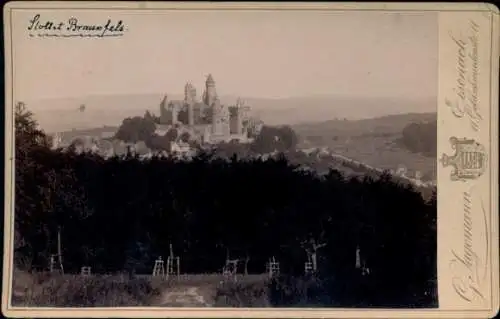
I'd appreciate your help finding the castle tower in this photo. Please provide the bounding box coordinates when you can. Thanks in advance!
[169,102,178,125]
[184,83,196,126]
[223,106,231,137]
[235,98,244,135]
[160,95,169,124]
[203,74,217,106]
[184,82,197,104]
[211,97,223,135]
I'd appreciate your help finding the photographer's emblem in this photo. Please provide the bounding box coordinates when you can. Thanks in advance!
[440,137,487,181]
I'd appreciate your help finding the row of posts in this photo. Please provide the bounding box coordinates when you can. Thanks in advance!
[150,255,316,279]
[50,256,318,278]
[50,246,370,277]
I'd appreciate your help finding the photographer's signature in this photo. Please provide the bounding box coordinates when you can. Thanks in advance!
[28,14,126,38]
[450,190,489,303]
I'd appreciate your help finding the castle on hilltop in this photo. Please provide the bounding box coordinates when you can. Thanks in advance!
[49,74,264,157]
[156,74,255,144]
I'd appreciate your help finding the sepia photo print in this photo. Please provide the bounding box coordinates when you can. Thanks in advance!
[3,2,498,318]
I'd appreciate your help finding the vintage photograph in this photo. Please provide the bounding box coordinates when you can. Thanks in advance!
[8,5,441,310]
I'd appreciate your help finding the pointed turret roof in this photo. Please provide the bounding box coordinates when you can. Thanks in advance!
[161,95,168,104]
[206,74,215,84]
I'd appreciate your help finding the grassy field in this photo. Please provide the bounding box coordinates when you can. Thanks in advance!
[308,134,435,179]
[11,269,273,307]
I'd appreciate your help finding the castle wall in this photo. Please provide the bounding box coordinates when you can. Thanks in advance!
[159,104,169,124]
[187,103,194,126]
[193,107,203,125]
[229,109,244,135]
[230,115,238,134]
[235,113,242,135]
[171,105,179,125]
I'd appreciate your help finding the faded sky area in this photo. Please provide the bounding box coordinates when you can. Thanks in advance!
[11,9,438,102]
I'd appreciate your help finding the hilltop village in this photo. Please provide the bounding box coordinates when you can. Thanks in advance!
[51,74,264,158]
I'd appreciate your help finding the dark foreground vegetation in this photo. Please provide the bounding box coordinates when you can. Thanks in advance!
[14,103,437,307]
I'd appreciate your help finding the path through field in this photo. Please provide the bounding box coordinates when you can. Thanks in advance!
[152,274,269,307]
[157,285,216,307]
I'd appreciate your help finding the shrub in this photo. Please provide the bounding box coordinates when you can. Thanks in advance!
[215,281,271,307]
[11,269,161,307]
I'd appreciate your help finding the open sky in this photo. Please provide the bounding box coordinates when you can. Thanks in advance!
[11,9,438,102]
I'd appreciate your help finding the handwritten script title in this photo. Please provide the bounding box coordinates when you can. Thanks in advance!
[446,20,482,132]
[27,14,126,38]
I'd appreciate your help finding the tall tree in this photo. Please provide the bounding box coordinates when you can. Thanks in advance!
[14,102,49,264]
[114,116,156,143]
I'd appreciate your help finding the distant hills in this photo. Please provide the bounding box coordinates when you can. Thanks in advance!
[292,112,437,181]
[23,93,436,133]
[293,112,437,139]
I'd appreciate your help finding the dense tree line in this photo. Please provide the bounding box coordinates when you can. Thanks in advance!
[398,122,437,157]
[14,105,437,307]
